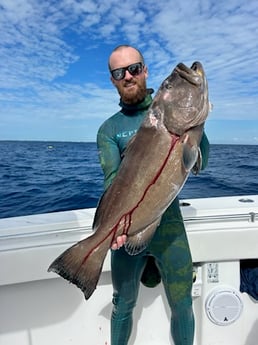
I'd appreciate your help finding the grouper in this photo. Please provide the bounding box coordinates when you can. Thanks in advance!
[48,61,210,300]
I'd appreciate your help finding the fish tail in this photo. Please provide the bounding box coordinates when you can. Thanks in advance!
[48,234,109,300]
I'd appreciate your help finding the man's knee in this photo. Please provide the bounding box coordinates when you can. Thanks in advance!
[112,292,136,314]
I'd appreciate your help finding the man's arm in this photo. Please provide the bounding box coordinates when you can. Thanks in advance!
[200,131,209,170]
[97,129,126,249]
[97,131,121,190]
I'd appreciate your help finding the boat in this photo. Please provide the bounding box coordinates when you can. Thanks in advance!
[1,195,258,345]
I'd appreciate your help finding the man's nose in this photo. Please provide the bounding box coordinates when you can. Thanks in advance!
[124,70,133,80]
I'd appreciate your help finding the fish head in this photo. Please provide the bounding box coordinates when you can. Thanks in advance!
[152,61,209,135]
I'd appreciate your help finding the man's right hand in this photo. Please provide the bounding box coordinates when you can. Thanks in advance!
[111,234,127,250]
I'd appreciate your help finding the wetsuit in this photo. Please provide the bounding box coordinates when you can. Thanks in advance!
[97,93,209,345]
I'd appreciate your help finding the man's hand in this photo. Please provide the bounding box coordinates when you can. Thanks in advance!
[111,234,127,250]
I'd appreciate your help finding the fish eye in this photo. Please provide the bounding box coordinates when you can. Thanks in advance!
[164,80,173,89]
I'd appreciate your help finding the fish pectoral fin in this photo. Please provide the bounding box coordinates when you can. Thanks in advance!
[124,218,161,256]
[191,147,202,175]
[48,234,108,300]
[182,137,199,172]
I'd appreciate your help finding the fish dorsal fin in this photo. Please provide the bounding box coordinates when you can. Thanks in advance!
[121,133,137,158]
[124,217,161,255]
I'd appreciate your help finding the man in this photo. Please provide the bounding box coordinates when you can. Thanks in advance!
[97,45,209,345]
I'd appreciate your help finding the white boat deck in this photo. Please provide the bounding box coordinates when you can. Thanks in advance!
[0,195,258,344]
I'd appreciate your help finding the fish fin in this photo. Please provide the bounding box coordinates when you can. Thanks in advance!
[182,135,199,171]
[124,218,161,255]
[191,147,202,175]
[92,191,106,229]
[121,134,139,159]
[48,234,109,300]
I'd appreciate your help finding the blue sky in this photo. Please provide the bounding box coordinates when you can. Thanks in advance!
[0,0,258,144]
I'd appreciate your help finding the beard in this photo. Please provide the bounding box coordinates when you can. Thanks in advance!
[116,77,147,105]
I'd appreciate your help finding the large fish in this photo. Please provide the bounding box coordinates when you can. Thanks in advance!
[48,61,210,299]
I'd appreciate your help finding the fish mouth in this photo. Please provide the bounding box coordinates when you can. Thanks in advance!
[175,61,204,86]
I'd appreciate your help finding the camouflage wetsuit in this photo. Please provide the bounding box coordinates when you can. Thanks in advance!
[97,93,209,345]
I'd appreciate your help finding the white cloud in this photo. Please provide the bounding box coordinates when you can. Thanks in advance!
[0,0,258,142]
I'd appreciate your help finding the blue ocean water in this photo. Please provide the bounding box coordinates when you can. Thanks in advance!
[0,141,257,219]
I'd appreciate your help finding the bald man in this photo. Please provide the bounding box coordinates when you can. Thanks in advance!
[97,45,209,345]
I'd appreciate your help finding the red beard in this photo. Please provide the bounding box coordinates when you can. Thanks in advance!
[117,78,147,105]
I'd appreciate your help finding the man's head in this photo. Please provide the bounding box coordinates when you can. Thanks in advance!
[108,45,148,105]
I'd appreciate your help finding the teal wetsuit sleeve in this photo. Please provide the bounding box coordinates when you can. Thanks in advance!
[97,131,121,190]
[200,131,209,170]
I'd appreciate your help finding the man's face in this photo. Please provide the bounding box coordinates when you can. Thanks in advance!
[109,47,148,105]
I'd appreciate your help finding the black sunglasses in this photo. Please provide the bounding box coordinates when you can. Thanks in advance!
[111,62,144,81]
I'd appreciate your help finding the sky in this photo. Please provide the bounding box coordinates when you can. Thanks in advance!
[0,0,258,144]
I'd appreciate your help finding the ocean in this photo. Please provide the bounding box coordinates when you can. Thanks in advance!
[0,141,257,219]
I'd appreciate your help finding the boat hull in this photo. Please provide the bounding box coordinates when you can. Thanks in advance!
[1,196,258,345]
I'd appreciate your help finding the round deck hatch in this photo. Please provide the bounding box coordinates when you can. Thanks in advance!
[205,286,243,326]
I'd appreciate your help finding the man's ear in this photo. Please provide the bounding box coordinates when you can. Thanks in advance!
[110,75,116,86]
[144,65,148,79]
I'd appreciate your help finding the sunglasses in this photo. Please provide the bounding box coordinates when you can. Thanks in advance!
[110,62,144,81]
